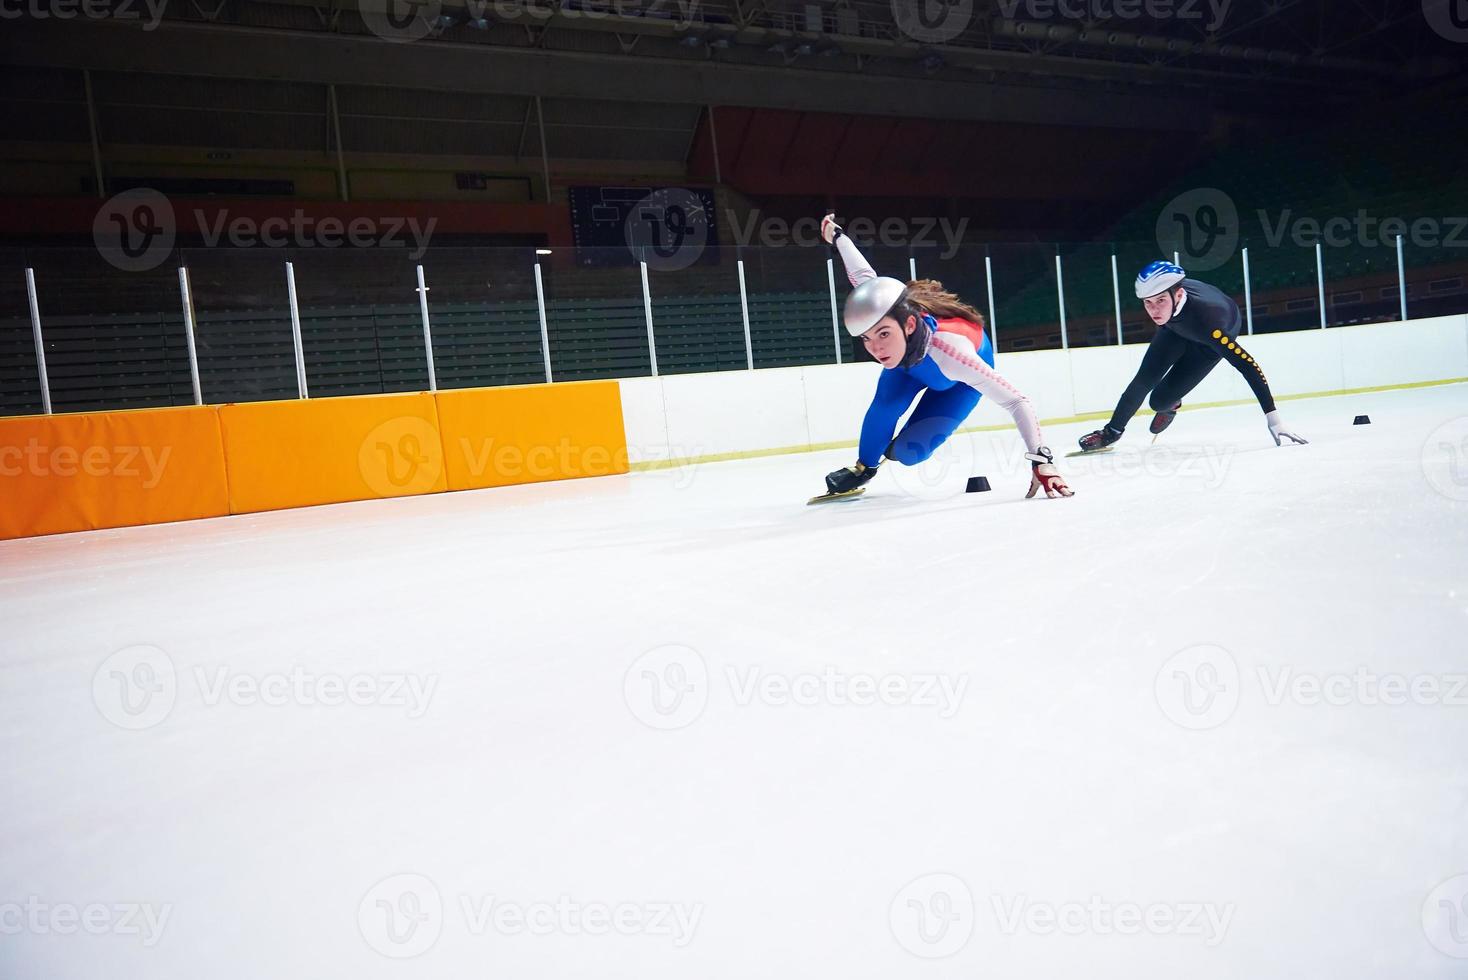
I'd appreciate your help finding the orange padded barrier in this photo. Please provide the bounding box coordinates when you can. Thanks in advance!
[436,381,629,491]
[0,406,229,540]
[218,392,447,515]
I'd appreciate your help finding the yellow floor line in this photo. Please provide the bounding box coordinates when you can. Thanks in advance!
[628,376,1468,472]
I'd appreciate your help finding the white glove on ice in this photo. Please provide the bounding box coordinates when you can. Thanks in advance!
[1266,410,1308,446]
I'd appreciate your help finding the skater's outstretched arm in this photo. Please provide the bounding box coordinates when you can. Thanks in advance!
[821,214,878,287]
[925,330,1073,497]
[926,331,1044,453]
[1208,332,1309,445]
[1209,330,1275,413]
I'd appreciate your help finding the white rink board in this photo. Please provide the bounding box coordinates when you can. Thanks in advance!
[621,315,1468,462]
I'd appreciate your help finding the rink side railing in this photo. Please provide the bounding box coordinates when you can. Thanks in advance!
[12,234,1465,419]
[4,311,1467,541]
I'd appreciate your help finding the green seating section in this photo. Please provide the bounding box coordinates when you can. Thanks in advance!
[990,103,1468,340]
[0,289,846,416]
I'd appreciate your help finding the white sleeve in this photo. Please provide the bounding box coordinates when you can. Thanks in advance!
[926,331,1046,454]
[835,236,878,286]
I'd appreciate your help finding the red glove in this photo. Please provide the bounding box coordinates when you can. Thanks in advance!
[1025,448,1074,499]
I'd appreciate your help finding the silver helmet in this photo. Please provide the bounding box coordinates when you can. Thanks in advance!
[842,276,909,337]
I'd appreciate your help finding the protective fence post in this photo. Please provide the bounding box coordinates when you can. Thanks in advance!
[178,266,203,405]
[1111,253,1124,346]
[415,264,438,391]
[640,257,659,377]
[285,261,309,399]
[1316,243,1327,329]
[984,253,998,351]
[533,261,554,383]
[1055,253,1069,350]
[1242,247,1255,335]
[736,258,754,371]
[25,268,52,415]
[827,256,842,365]
[1397,235,1408,321]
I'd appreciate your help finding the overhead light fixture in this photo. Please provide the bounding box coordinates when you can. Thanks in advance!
[469,16,489,28]
[536,248,553,255]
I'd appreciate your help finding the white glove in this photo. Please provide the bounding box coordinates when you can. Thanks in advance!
[821,213,843,245]
[1266,410,1308,446]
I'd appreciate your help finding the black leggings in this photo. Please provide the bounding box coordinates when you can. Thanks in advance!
[1108,328,1222,432]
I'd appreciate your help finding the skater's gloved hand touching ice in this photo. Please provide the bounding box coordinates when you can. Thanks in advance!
[1025,449,1074,499]
[821,213,844,245]
[1265,411,1308,446]
[825,461,877,495]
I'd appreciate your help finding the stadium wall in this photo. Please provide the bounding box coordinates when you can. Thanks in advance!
[2,315,1464,540]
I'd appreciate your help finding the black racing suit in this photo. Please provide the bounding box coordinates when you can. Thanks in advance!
[1108,278,1276,433]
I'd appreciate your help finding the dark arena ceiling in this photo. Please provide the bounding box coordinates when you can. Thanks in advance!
[2,0,1464,135]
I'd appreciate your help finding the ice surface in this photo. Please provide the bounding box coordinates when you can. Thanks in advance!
[2,384,1468,979]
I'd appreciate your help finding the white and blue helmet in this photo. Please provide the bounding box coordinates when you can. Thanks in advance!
[1135,261,1187,299]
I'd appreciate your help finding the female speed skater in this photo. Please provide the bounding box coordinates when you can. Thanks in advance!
[1078,261,1308,452]
[817,213,1073,501]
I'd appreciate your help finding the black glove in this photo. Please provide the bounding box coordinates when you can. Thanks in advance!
[825,461,877,494]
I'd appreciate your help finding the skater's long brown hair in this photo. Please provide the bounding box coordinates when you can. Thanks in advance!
[903,279,986,329]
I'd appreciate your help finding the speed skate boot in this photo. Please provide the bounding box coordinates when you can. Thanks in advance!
[1077,425,1123,453]
[1150,402,1180,436]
